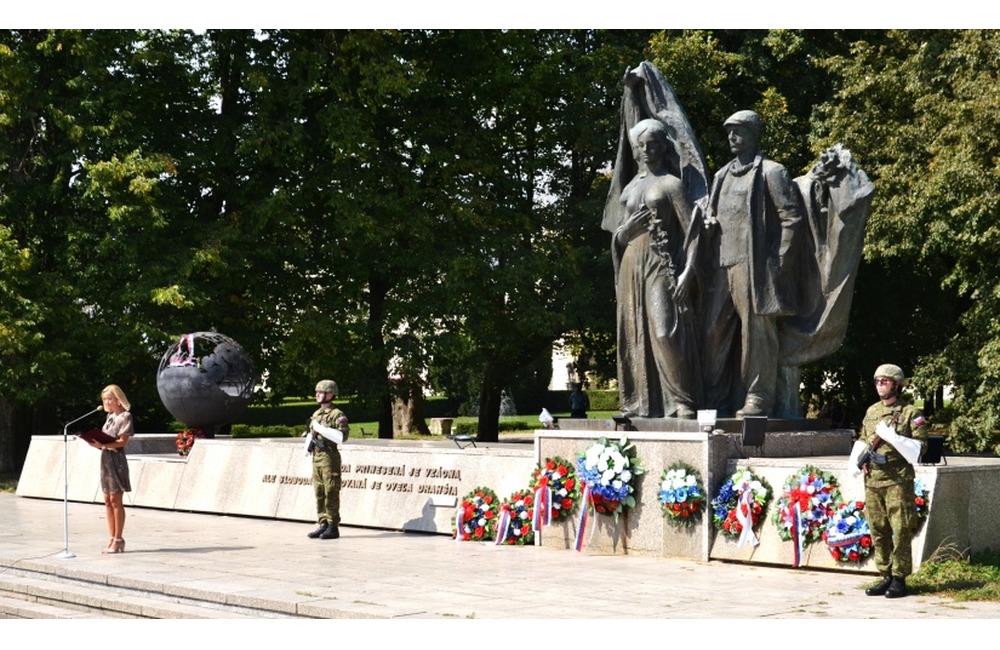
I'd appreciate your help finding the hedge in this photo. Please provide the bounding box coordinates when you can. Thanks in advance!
[235,390,619,433]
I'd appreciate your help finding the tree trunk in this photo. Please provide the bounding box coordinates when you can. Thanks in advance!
[476,364,501,443]
[392,388,431,437]
[0,397,32,475]
[377,391,393,439]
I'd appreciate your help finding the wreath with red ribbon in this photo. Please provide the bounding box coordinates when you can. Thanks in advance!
[771,465,841,546]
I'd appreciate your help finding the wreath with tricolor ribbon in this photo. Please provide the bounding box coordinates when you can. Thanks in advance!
[771,465,841,566]
[823,500,873,564]
[528,456,580,530]
[573,435,644,551]
[710,467,771,548]
[494,488,536,546]
[453,486,499,542]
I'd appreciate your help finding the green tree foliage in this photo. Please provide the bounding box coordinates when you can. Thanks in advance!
[813,30,1000,451]
[0,30,214,469]
[7,28,1000,468]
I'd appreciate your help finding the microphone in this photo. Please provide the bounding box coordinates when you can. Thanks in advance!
[65,406,104,428]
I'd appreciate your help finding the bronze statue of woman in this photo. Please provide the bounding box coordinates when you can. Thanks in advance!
[609,118,702,418]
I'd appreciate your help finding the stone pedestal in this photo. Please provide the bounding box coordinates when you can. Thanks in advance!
[535,420,999,573]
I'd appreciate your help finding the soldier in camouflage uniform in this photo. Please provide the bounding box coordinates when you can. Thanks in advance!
[859,363,928,598]
[306,379,350,540]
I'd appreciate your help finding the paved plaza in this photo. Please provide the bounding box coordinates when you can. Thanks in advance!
[1,492,997,639]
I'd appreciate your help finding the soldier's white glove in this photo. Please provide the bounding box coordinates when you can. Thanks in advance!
[847,440,866,478]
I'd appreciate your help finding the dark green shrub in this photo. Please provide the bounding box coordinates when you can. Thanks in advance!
[231,424,300,439]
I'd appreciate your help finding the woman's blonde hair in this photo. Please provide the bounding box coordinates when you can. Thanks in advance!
[100,384,131,411]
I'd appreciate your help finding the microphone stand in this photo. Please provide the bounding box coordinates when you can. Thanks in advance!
[59,406,102,559]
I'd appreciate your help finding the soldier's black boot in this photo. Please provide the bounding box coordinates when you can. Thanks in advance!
[885,576,908,598]
[320,524,340,540]
[307,521,329,539]
[865,575,893,596]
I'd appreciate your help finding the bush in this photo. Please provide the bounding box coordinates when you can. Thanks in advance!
[239,395,460,426]
[453,421,478,436]
[542,389,618,413]
[230,424,301,439]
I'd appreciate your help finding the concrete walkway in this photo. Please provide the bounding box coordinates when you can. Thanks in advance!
[2,492,998,629]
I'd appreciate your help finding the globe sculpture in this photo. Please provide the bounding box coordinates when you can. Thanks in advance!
[156,332,255,432]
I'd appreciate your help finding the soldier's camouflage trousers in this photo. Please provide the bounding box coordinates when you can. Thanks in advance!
[865,479,917,577]
[312,447,342,526]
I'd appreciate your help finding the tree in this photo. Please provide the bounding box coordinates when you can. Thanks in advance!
[0,29,264,470]
[813,30,1000,451]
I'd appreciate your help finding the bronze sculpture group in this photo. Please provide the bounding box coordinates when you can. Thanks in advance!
[603,62,874,420]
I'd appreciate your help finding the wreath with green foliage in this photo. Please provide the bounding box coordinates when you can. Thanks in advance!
[453,486,499,541]
[657,461,705,528]
[771,465,841,546]
[711,468,771,541]
[529,456,580,522]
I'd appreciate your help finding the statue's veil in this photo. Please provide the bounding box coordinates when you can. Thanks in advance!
[602,61,709,234]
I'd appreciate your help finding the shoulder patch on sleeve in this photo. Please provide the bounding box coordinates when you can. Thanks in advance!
[912,415,926,427]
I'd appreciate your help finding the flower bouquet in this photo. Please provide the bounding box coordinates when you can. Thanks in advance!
[175,429,204,456]
[914,478,930,529]
[454,486,499,542]
[576,435,644,518]
[495,489,535,545]
[657,461,705,528]
[529,456,580,524]
[711,468,771,541]
[771,465,841,546]
[823,500,873,564]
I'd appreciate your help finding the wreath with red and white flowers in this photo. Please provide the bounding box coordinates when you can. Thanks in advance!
[496,489,536,545]
[823,500,873,564]
[529,456,580,522]
[658,461,706,528]
[711,468,771,541]
[771,465,841,546]
[454,486,499,541]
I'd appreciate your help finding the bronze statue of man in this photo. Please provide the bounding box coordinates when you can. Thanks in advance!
[700,110,803,417]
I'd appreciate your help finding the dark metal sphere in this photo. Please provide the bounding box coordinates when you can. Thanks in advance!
[156,332,255,430]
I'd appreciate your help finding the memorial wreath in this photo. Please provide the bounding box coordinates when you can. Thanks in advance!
[175,428,204,456]
[529,456,580,523]
[823,500,873,564]
[454,486,499,542]
[495,488,535,545]
[771,465,841,546]
[657,461,705,528]
[711,468,771,541]
[914,478,931,528]
[575,434,644,518]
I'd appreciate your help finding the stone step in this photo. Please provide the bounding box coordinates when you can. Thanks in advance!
[0,591,109,619]
[0,570,289,619]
